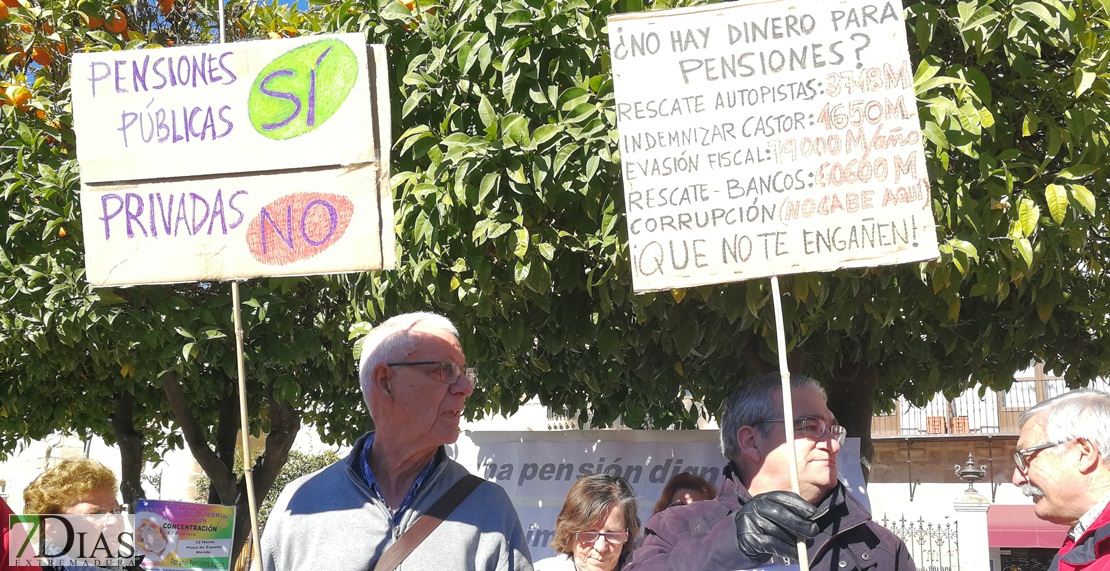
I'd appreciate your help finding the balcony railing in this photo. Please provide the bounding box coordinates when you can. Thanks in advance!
[872,371,1110,437]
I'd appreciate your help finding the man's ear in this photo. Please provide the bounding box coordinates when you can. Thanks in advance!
[1075,437,1101,474]
[373,363,393,397]
[736,425,762,464]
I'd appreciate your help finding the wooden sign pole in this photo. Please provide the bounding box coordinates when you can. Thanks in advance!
[770,276,810,571]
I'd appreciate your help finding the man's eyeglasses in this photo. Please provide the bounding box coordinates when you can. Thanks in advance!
[387,361,477,386]
[1013,440,1070,473]
[575,530,629,545]
[755,416,847,444]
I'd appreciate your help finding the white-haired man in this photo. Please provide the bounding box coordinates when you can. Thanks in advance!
[627,372,913,570]
[1012,388,1110,571]
[262,312,533,571]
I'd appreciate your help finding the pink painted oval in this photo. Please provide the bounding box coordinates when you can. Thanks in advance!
[246,192,353,265]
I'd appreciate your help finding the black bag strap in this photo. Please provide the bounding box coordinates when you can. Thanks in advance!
[371,474,484,571]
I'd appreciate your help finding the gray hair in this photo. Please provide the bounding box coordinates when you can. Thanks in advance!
[357,312,459,415]
[719,372,826,461]
[1018,388,1110,463]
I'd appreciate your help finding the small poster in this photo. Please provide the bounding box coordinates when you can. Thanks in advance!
[133,500,235,571]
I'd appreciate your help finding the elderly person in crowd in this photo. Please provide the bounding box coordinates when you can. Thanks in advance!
[651,473,717,515]
[1012,388,1110,570]
[627,372,914,570]
[262,312,532,571]
[22,458,130,571]
[535,474,641,571]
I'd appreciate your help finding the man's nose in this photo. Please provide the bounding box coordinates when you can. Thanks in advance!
[1012,466,1027,486]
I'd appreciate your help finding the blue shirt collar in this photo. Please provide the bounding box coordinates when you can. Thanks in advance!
[357,433,440,526]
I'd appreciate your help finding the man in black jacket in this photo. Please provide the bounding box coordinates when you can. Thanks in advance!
[626,372,914,571]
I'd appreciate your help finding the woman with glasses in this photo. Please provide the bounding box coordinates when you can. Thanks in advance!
[536,474,641,571]
[23,458,133,571]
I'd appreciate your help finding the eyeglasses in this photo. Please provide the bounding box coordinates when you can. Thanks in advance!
[575,530,629,545]
[1013,440,1070,473]
[85,505,126,515]
[387,361,477,386]
[755,416,847,444]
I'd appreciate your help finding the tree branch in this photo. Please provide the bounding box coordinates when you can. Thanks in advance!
[162,371,236,502]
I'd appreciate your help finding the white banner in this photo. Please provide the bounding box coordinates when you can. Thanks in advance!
[608,0,939,292]
[451,430,867,561]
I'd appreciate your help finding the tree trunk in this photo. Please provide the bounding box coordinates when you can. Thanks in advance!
[162,371,300,568]
[110,392,146,506]
[825,360,878,481]
[231,384,300,569]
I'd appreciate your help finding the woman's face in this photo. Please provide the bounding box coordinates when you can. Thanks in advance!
[572,504,627,571]
[668,487,707,508]
[62,487,123,515]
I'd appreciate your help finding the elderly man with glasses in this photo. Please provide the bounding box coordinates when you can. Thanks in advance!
[1012,388,1110,571]
[262,312,533,571]
[626,372,914,571]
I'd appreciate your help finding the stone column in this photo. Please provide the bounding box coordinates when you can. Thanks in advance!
[954,488,991,571]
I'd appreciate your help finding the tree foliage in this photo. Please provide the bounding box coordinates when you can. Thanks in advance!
[2,0,1110,563]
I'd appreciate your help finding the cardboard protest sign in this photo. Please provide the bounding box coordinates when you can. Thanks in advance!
[608,0,940,292]
[133,499,235,571]
[71,34,395,286]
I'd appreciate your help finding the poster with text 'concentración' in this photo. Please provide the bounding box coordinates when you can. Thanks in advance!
[133,499,235,571]
[71,33,395,287]
[608,0,939,292]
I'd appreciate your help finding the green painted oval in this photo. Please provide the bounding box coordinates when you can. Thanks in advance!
[248,39,358,140]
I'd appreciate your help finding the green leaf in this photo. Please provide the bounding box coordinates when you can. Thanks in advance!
[479,173,500,203]
[1075,70,1096,98]
[1022,113,1039,136]
[513,228,529,258]
[1015,2,1056,27]
[175,327,195,340]
[1069,184,1096,216]
[478,96,496,129]
[513,260,531,283]
[1018,198,1040,236]
[1044,184,1067,224]
[379,1,413,21]
[1058,164,1097,179]
[532,124,560,146]
[553,144,579,174]
[182,342,196,361]
[488,222,512,239]
[1014,237,1033,268]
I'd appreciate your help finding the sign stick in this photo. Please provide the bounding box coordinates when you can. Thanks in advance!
[214,10,261,569]
[770,275,810,571]
[232,282,263,571]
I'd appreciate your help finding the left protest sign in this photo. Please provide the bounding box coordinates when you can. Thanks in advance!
[72,34,395,286]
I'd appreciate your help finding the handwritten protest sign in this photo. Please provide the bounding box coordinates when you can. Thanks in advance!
[133,500,235,571]
[71,34,394,286]
[609,0,939,292]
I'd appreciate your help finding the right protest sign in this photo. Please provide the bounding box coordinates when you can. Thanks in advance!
[609,0,940,292]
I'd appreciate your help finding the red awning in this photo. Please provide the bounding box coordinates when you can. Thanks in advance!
[988,504,1071,548]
